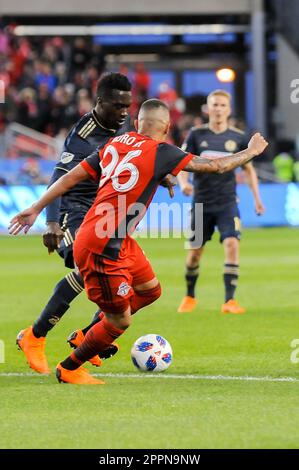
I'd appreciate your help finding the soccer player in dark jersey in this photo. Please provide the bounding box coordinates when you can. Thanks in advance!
[10,99,268,384]
[15,73,132,374]
[177,90,265,314]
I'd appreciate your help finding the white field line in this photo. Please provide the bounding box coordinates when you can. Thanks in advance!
[0,372,298,383]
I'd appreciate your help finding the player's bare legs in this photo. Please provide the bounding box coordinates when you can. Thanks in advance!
[105,307,132,330]
[177,247,204,313]
[223,236,239,265]
[131,278,161,314]
[221,237,245,314]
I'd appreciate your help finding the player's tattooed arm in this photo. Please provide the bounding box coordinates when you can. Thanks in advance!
[184,133,268,174]
[185,155,216,173]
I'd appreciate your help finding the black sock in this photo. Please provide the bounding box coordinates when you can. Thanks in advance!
[185,265,199,298]
[81,310,102,335]
[60,355,80,371]
[223,263,239,302]
[33,271,84,338]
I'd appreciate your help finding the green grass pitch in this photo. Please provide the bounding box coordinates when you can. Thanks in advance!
[0,227,298,449]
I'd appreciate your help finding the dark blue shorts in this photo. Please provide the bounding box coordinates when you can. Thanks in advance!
[57,211,85,268]
[190,202,241,248]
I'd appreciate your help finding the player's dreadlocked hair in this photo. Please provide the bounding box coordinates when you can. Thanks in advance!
[140,98,169,112]
[96,72,132,98]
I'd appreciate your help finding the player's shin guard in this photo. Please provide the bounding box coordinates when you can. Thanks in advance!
[185,265,199,298]
[33,271,84,338]
[223,263,239,302]
[130,283,162,314]
[70,317,125,366]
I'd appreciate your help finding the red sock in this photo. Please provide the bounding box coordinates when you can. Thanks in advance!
[74,317,125,364]
[130,283,161,314]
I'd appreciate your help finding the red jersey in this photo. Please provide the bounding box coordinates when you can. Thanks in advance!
[76,131,193,259]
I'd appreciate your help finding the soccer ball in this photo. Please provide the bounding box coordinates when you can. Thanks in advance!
[131,334,173,372]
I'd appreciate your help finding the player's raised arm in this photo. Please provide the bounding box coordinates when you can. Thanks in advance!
[9,165,91,235]
[183,133,268,174]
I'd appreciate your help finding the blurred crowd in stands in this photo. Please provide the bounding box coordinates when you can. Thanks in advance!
[0,25,193,147]
[1,24,299,186]
[0,29,106,141]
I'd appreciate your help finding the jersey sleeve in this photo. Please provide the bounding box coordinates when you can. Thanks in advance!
[154,143,193,180]
[45,168,66,223]
[55,147,91,173]
[55,127,96,173]
[181,129,196,154]
[80,151,102,182]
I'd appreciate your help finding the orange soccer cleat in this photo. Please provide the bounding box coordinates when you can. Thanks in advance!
[67,329,119,367]
[221,299,246,315]
[56,363,105,385]
[177,296,197,313]
[16,326,50,374]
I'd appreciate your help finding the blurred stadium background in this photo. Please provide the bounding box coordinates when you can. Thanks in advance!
[0,0,299,230]
[1,0,299,451]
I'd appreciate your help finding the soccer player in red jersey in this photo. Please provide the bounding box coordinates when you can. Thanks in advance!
[10,99,268,384]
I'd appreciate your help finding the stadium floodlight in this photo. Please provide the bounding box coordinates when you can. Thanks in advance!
[216,68,236,82]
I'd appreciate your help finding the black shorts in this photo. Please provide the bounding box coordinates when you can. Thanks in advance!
[57,211,85,269]
[190,202,241,248]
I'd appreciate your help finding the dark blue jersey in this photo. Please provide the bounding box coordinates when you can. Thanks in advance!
[182,124,248,207]
[46,110,131,222]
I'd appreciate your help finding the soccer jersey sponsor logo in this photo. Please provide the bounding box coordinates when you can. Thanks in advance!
[60,152,75,164]
[117,282,131,297]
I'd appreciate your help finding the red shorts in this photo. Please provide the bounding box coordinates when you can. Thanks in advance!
[73,237,156,314]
